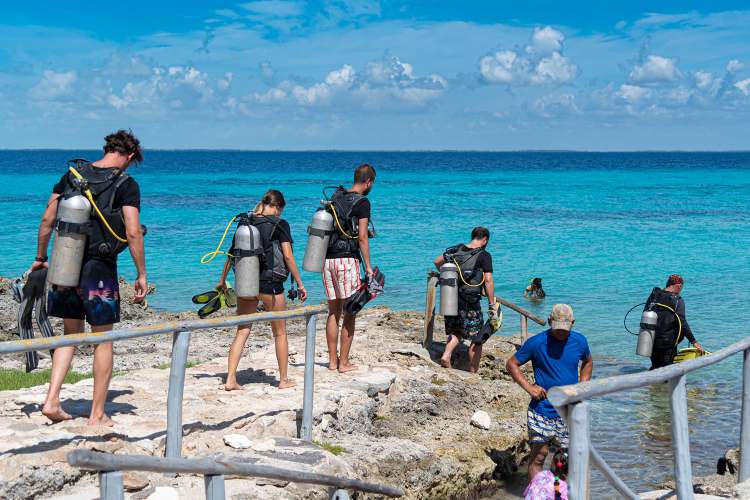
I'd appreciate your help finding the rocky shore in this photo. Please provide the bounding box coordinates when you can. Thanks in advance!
[0,277,532,499]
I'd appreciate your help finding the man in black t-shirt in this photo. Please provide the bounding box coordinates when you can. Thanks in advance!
[30,130,147,426]
[433,227,496,373]
[322,164,376,373]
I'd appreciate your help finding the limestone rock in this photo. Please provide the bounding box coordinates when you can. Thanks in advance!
[223,434,252,450]
[735,478,750,499]
[123,471,149,492]
[251,437,276,452]
[471,410,492,430]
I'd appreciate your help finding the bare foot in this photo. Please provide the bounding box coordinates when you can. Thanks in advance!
[328,359,339,371]
[278,379,296,389]
[439,357,451,369]
[42,404,73,423]
[223,382,243,391]
[87,415,115,427]
[338,363,358,374]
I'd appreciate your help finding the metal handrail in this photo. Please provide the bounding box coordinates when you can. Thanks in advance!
[0,304,326,456]
[68,449,404,499]
[548,336,750,499]
[424,271,546,347]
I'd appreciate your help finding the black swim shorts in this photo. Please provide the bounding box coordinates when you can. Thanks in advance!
[259,281,285,295]
[47,258,120,326]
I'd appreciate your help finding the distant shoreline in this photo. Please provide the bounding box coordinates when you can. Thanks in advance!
[2,149,750,154]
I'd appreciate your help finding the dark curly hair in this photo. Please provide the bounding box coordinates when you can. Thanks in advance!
[103,129,143,163]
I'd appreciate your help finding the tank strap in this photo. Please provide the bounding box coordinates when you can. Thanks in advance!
[308,226,335,237]
[55,220,91,235]
[439,277,457,287]
[233,248,263,258]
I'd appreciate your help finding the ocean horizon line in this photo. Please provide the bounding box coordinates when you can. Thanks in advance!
[2,148,750,154]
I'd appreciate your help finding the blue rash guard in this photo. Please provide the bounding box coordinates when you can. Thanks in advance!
[513,329,591,418]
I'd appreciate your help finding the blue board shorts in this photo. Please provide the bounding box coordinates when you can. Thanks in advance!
[47,258,120,326]
[527,408,569,447]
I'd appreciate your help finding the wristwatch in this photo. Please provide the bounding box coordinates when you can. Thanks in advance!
[35,256,48,263]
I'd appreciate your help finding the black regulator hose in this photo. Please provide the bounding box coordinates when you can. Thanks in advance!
[623,303,646,336]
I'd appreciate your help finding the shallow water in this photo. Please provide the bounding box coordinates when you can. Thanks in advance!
[1,150,748,495]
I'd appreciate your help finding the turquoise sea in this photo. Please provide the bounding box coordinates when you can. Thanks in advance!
[1,151,749,496]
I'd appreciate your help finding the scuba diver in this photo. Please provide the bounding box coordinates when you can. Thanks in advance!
[216,189,307,390]
[433,226,497,373]
[525,278,546,300]
[644,274,704,369]
[317,163,377,374]
[31,130,147,426]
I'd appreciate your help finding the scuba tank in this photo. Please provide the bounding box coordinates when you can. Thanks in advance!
[233,216,263,299]
[47,194,92,287]
[439,263,458,316]
[637,309,658,357]
[302,208,334,273]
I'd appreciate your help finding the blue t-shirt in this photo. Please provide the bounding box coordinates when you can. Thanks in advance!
[513,329,591,418]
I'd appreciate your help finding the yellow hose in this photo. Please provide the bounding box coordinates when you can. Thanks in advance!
[329,203,358,240]
[68,166,127,243]
[654,302,683,346]
[452,257,485,288]
[200,215,238,264]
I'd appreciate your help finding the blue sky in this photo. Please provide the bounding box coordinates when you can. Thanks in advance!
[1,1,749,150]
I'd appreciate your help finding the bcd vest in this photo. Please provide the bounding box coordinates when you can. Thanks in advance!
[645,287,682,350]
[61,161,131,260]
[444,245,485,303]
[327,187,367,256]
[249,214,290,282]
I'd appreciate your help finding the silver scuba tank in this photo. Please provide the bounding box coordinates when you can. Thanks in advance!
[439,263,459,316]
[233,222,262,299]
[302,208,334,273]
[47,194,92,287]
[637,309,658,357]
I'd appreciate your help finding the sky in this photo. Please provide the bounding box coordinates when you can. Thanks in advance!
[1,1,749,150]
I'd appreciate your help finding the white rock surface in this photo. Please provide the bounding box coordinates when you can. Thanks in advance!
[223,434,252,449]
[471,410,492,430]
[735,479,750,499]
[146,487,180,500]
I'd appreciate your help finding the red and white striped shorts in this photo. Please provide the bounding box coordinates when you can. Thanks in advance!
[322,258,362,300]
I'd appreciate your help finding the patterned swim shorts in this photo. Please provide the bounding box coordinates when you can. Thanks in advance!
[47,258,120,326]
[444,308,484,342]
[527,408,569,447]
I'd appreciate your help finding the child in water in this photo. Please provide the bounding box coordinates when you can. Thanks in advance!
[525,278,546,300]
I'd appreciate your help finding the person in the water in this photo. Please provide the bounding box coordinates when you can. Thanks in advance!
[525,278,546,300]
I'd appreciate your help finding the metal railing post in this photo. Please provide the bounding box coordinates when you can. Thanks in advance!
[166,330,191,458]
[741,348,750,482]
[568,402,590,500]
[99,470,124,500]
[669,374,694,499]
[205,474,226,500]
[301,313,318,441]
[520,315,528,342]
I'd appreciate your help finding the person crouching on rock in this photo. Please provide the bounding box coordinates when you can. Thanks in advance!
[32,130,148,426]
[433,226,497,373]
[506,304,593,484]
[217,189,307,390]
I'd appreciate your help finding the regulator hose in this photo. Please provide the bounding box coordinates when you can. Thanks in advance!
[68,166,127,243]
[623,301,682,346]
[200,215,239,264]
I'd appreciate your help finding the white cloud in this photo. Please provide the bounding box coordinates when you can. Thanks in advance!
[634,12,695,28]
[629,55,682,83]
[218,72,234,90]
[727,59,745,73]
[531,93,581,117]
[735,78,750,96]
[616,84,651,103]
[107,65,215,110]
[254,87,287,103]
[479,26,577,86]
[28,70,77,100]
[532,52,578,84]
[693,70,715,91]
[215,9,240,18]
[325,64,356,87]
[530,26,565,54]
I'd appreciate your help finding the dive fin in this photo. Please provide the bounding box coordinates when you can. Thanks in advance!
[197,294,223,318]
[192,289,219,304]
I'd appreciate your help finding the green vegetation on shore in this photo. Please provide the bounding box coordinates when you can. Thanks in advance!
[0,368,92,391]
[314,440,346,455]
